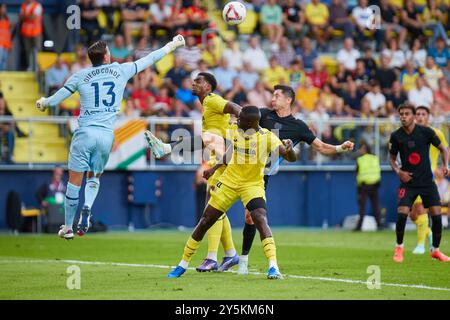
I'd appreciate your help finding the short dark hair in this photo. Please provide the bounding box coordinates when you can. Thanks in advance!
[416,105,430,114]
[397,102,416,115]
[274,84,295,106]
[198,72,217,92]
[240,105,261,117]
[88,41,107,66]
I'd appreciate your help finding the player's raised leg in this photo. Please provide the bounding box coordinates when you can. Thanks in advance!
[59,169,84,240]
[168,205,226,278]
[247,198,282,279]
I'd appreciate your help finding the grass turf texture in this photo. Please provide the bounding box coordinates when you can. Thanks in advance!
[0,229,449,300]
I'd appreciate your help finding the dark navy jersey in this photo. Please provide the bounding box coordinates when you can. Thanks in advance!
[389,124,442,187]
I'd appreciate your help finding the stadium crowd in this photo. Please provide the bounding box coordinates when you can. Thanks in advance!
[0,0,450,162]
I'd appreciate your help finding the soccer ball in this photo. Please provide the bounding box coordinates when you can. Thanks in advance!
[222,1,247,25]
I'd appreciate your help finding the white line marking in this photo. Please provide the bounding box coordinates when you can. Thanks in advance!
[1,259,450,292]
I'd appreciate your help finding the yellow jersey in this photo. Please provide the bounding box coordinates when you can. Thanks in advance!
[305,3,329,25]
[430,127,448,172]
[264,66,289,89]
[220,125,283,188]
[202,93,230,138]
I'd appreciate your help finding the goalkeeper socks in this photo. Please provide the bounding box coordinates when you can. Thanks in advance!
[65,182,81,229]
[431,215,443,249]
[241,223,257,255]
[182,236,201,263]
[414,214,429,246]
[84,177,100,209]
[207,217,224,261]
[396,213,408,245]
[261,237,277,263]
[221,215,236,256]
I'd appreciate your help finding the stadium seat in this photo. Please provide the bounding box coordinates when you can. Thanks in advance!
[237,9,258,35]
[155,53,174,79]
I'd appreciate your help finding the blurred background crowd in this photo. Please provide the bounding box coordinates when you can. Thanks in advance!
[0,0,449,164]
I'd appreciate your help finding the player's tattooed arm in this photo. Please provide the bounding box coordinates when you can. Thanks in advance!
[278,139,297,162]
[223,102,242,118]
[310,138,354,155]
[389,153,412,183]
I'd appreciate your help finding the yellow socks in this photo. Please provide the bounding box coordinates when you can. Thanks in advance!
[414,214,430,246]
[182,236,201,263]
[221,215,236,255]
[206,216,224,261]
[261,237,277,265]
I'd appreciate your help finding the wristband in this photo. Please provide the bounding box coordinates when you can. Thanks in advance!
[335,144,344,153]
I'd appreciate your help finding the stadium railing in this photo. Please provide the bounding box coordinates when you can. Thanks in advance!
[0,116,448,171]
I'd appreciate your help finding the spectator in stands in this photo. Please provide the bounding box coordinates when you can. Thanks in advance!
[434,77,450,114]
[20,0,43,71]
[282,0,306,41]
[330,63,350,96]
[386,81,408,109]
[308,101,330,123]
[132,80,155,117]
[95,0,120,34]
[71,45,91,74]
[121,0,150,50]
[165,56,189,89]
[184,0,209,31]
[337,38,361,72]
[263,56,289,89]
[0,4,12,71]
[222,39,243,71]
[408,76,434,107]
[225,77,248,106]
[361,46,377,78]
[305,0,330,50]
[422,0,448,44]
[36,166,66,219]
[79,0,104,46]
[352,0,383,50]
[167,99,190,133]
[247,81,272,108]
[423,56,444,91]
[364,80,386,114]
[307,59,328,89]
[242,36,269,73]
[0,93,14,163]
[260,0,284,51]
[190,59,211,81]
[134,36,152,60]
[149,0,174,40]
[176,77,197,109]
[154,85,173,112]
[295,37,318,73]
[405,38,427,69]
[202,38,221,68]
[275,37,295,69]
[122,99,140,119]
[45,55,69,96]
[328,0,355,39]
[353,59,372,91]
[170,0,189,32]
[428,37,450,68]
[110,34,130,63]
[319,83,336,111]
[401,0,424,42]
[375,54,397,95]
[238,61,259,92]
[343,79,364,115]
[288,58,306,90]
[380,0,407,49]
[176,34,202,71]
[444,61,450,84]
[214,58,238,93]
[382,38,406,70]
[296,76,320,112]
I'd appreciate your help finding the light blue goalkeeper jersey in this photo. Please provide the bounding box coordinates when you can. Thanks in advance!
[46,47,168,131]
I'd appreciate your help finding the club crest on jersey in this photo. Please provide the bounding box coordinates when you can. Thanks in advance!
[408,152,421,165]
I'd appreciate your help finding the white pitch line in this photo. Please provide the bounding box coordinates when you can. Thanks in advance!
[1,259,450,292]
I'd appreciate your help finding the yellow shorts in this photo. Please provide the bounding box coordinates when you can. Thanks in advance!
[208,182,266,213]
[206,165,226,191]
[414,196,423,205]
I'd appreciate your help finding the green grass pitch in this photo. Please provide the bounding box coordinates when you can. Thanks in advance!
[0,229,449,300]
